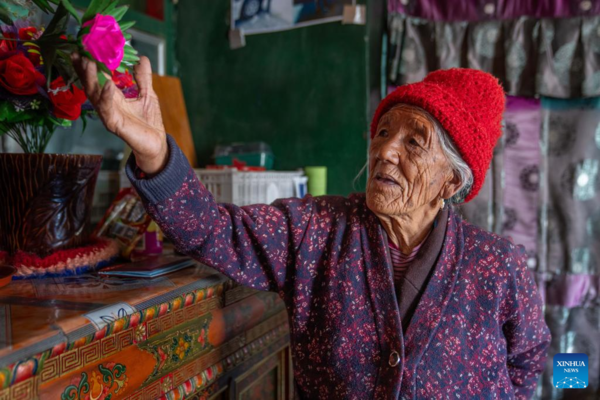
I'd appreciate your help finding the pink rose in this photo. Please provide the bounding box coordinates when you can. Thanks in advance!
[81,14,125,71]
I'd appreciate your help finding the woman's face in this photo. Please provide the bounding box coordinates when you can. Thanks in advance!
[366,105,457,217]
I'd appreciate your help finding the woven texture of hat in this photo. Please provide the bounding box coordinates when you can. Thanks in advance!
[370,68,506,203]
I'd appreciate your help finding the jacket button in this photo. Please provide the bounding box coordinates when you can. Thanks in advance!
[388,350,400,367]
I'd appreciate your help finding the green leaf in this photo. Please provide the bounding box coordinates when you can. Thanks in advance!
[38,2,69,83]
[59,0,81,23]
[82,0,103,20]
[0,102,13,122]
[123,46,139,60]
[77,25,91,39]
[96,61,112,76]
[97,71,108,87]
[54,41,78,51]
[122,54,139,64]
[41,3,70,38]
[39,44,58,85]
[109,5,128,21]
[0,102,41,124]
[123,44,137,55]
[80,49,94,61]
[119,20,135,32]
[54,50,78,85]
[80,110,88,135]
[31,0,54,13]
[102,1,118,15]
[82,0,114,23]
[48,115,72,127]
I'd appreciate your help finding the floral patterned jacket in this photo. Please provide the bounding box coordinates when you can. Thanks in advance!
[126,135,551,399]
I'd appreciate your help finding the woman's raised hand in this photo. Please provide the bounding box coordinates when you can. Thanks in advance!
[72,54,168,174]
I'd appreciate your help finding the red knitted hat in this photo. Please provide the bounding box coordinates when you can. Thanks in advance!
[370,68,505,203]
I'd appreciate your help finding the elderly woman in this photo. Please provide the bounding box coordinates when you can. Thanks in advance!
[74,55,550,399]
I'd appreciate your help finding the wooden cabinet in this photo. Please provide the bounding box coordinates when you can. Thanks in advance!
[0,263,294,399]
[201,345,294,400]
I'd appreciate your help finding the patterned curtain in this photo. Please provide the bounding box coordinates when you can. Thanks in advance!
[387,15,600,98]
[455,97,600,399]
[539,97,600,400]
[388,0,600,21]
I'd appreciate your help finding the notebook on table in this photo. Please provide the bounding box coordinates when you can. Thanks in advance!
[98,255,196,278]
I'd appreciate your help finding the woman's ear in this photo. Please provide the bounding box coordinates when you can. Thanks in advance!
[440,171,462,200]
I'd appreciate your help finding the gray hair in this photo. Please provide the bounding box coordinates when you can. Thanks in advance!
[356,104,473,204]
[428,112,473,204]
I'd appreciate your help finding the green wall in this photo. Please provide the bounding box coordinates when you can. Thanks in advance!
[176,0,368,196]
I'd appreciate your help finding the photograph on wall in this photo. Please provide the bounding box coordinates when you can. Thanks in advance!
[231,0,353,35]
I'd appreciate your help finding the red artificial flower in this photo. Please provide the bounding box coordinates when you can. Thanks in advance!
[111,70,134,89]
[25,48,42,67]
[0,53,45,95]
[49,77,87,120]
[18,27,38,41]
[111,70,139,98]
[18,27,43,66]
[0,28,43,66]
[0,32,17,56]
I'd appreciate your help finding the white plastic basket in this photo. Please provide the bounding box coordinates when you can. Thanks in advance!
[120,169,306,206]
[194,169,305,206]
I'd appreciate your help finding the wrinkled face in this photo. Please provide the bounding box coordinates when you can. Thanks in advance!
[366,104,456,217]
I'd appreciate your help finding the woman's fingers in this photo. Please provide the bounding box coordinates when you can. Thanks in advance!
[96,78,124,133]
[72,53,128,134]
[133,56,153,98]
[72,53,166,161]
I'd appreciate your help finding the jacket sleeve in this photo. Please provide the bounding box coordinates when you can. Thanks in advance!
[502,245,551,400]
[125,135,312,293]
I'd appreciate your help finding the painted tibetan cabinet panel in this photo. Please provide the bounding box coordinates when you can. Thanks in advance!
[0,263,294,399]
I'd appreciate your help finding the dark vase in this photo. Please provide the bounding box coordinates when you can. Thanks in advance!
[0,153,102,257]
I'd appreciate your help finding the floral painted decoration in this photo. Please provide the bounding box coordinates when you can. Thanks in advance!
[61,362,128,400]
[0,0,139,153]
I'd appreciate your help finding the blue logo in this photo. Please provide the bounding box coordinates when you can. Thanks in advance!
[553,353,588,389]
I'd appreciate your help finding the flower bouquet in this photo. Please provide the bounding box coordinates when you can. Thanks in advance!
[0,0,139,273]
[0,0,139,153]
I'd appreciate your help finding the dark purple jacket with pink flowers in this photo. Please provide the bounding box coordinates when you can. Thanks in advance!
[127,136,551,399]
